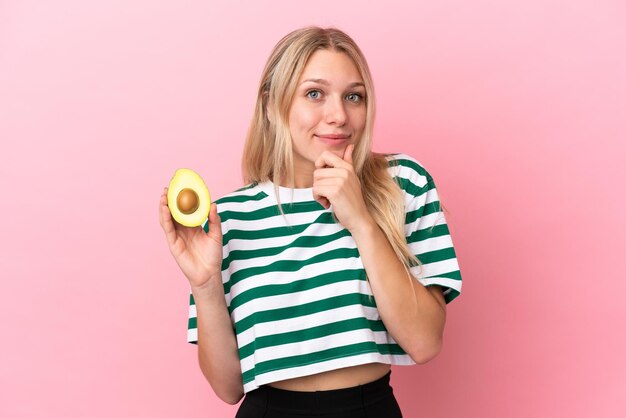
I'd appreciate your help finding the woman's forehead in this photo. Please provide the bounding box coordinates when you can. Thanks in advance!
[298,50,363,85]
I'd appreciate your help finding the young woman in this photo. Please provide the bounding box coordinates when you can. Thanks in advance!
[159,26,462,418]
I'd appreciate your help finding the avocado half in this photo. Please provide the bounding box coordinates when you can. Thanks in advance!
[167,168,211,227]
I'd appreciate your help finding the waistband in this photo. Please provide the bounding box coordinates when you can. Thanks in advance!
[243,371,394,414]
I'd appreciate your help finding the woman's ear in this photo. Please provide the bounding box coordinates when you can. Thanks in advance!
[267,106,273,122]
[263,92,273,122]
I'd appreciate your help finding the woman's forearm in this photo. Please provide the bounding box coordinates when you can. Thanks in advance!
[350,218,447,364]
[192,277,244,404]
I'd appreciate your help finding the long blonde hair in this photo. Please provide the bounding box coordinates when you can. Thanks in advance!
[242,26,424,278]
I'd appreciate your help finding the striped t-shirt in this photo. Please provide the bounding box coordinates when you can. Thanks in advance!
[187,153,462,393]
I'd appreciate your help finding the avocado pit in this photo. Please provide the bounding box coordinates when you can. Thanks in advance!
[177,188,200,214]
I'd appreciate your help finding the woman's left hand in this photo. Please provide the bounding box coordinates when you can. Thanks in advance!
[312,144,375,233]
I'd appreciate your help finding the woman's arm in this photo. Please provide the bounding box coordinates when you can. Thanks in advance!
[159,191,243,403]
[311,148,447,363]
[192,279,244,404]
[350,220,446,364]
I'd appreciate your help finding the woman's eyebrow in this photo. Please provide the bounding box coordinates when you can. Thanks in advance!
[300,78,365,88]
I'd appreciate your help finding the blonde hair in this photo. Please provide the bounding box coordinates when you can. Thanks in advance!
[242,26,424,279]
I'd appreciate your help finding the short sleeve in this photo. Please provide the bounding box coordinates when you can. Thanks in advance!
[389,153,462,304]
[187,292,198,344]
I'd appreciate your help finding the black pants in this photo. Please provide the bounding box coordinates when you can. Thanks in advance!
[235,371,403,418]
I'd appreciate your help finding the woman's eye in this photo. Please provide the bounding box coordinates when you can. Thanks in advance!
[346,93,363,103]
[306,90,321,99]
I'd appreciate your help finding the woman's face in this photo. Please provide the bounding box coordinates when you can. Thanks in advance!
[287,49,367,183]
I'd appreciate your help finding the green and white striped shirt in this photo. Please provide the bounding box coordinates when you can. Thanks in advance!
[187,153,462,393]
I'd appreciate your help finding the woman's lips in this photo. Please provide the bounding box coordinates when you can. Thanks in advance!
[315,134,350,146]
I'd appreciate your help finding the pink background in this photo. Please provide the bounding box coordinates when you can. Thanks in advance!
[1,1,625,417]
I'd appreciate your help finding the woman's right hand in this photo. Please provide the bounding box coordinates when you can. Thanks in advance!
[159,187,223,290]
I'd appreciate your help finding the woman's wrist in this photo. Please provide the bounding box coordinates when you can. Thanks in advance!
[348,213,378,242]
[190,272,224,299]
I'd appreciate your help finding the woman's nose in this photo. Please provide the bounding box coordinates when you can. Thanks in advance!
[324,96,347,125]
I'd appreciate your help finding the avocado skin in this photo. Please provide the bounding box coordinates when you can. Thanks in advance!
[167,169,211,227]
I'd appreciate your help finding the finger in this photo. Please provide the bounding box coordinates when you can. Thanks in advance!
[159,189,178,248]
[312,181,341,208]
[313,178,342,189]
[313,183,339,199]
[314,150,348,169]
[319,197,330,209]
[206,203,222,239]
[158,187,169,227]
[313,167,347,180]
[343,144,354,164]
[313,193,330,209]
[311,183,331,209]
